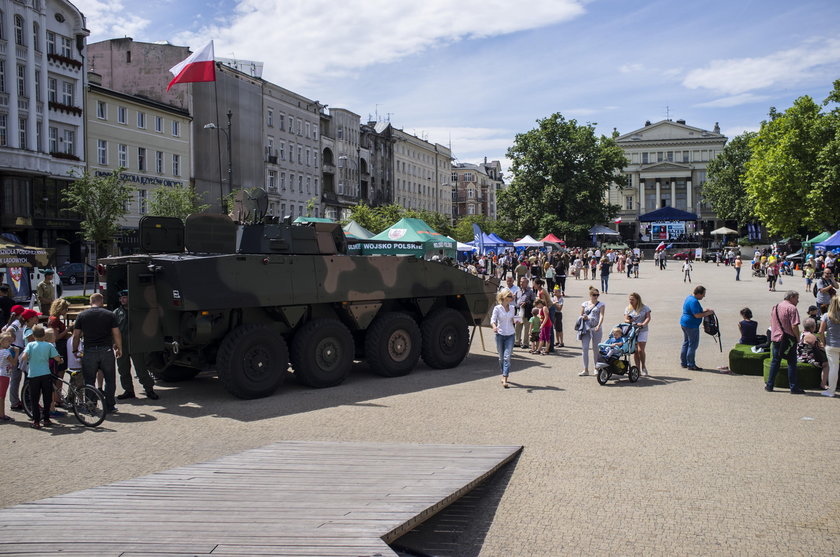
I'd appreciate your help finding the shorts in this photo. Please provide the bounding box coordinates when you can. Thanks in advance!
[530,331,540,343]
[554,313,563,332]
[636,329,649,343]
[0,376,8,398]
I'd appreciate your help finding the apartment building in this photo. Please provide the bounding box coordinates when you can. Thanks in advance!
[387,125,451,218]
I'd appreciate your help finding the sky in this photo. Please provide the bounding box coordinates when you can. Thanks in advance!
[74,0,840,174]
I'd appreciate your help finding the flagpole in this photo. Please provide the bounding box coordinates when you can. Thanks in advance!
[212,71,224,213]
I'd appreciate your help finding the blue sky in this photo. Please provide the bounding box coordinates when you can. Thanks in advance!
[75,0,840,172]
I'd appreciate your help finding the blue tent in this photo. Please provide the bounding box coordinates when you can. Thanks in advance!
[488,233,513,246]
[638,207,698,222]
[468,233,505,254]
[815,230,840,249]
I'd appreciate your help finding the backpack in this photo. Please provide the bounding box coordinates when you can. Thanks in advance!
[814,281,819,297]
[703,313,722,352]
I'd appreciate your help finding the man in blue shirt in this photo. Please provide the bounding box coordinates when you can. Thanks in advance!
[680,285,715,370]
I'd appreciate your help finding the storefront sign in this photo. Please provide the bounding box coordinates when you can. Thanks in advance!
[95,170,184,188]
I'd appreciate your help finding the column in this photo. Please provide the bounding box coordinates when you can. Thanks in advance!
[670,179,676,208]
[655,181,661,208]
[24,8,37,151]
[38,11,48,154]
[687,180,693,211]
[638,177,645,211]
[6,10,19,148]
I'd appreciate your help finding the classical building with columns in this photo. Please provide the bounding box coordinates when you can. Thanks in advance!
[610,119,727,247]
[0,0,88,260]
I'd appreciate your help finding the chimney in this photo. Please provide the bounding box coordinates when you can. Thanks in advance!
[484,156,487,164]
[644,120,651,126]
[87,71,102,86]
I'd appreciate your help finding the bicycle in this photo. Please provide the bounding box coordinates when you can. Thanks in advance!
[22,370,107,427]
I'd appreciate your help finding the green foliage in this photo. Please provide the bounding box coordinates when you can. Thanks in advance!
[148,185,210,221]
[62,168,133,256]
[499,113,626,238]
[703,132,756,225]
[452,214,495,243]
[305,197,318,217]
[745,90,840,236]
[404,209,454,238]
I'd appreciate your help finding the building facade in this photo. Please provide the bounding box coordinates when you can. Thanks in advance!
[611,119,727,244]
[86,75,191,248]
[451,159,501,220]
[0,0,88,260]
[389,126,452,217]
[320,108,367,221]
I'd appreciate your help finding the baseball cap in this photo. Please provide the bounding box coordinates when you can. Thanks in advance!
[10,305,24,315]
[20,309,40,320]
[118,290,128,296]
[808,305,819,313]
[43,269,54,275]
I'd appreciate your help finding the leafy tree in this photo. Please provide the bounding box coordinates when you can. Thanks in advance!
[452,214,495,243]
[745,87,840,236]
[499,113,626,238]
[62,168,134,257]
[148,185,210,221]
[305,196,319,218]
[702,131,756,226]
[344,203,380,231]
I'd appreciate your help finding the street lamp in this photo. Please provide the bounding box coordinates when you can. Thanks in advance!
[204,109,233,211]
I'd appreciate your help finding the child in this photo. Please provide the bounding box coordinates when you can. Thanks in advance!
[683,259,693,283]
[805,263,815,291]
[0,332,18,422]
[529,307,541,353]
[21,325,63,429]
[535,299,552,355]
[601,327,625,360]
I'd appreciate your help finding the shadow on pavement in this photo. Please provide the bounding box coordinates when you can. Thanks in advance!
[603,375,692,387]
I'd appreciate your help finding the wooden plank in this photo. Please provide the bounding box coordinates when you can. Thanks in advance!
[0,441,521,557]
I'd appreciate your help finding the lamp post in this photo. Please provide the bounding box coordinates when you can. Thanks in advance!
[204,109,233,211]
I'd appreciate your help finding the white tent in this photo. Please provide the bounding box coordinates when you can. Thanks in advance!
[514,235,543,248]
[448,236,475,252]
[710,226,738,235]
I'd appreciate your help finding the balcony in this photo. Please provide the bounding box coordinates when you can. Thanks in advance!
[49,101,82,117]
[322,163,335,174]
[47,53,83,71]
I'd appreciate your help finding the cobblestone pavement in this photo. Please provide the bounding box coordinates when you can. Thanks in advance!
[2,261,839,556]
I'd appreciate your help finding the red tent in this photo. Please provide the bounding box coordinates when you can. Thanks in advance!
[541,233,565,244]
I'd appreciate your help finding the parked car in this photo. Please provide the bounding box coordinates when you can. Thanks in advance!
[702,250,723,263]
[672,251,695,261]
[57,262,96,285]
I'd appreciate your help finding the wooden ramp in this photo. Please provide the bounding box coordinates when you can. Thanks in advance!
[0,441,521,557]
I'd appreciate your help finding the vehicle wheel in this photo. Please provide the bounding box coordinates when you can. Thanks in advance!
[217,324,289,399]
[291,319,353,388]
[21,381,33,419]
[420,308,469,369]
[73,385,106,427]
[69,275,77,285]
[365,312,422,377]
[155,365,201,382]
[629,365,641,383]
[597,367,611,385]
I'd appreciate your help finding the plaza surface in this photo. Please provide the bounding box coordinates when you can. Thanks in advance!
[2,261,839,556]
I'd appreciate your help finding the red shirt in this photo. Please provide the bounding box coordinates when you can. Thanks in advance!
[769,300,800,342]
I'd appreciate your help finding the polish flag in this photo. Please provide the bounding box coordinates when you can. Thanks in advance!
[614,217,622,224]
[167,41,216,91]
[656,241,666,251]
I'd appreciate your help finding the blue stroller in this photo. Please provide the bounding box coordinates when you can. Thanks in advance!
[595,323,641,385]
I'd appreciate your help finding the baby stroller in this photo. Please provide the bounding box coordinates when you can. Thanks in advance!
[752,261,765,277]
[595,323,641,385]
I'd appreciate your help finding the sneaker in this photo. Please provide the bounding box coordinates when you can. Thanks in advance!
[578,370,591,376]
[820,390,835,397]
[790,388,806,394]
[764,384,774,392]
[145,389,160,400]
[31,421,41,429]
[688,365,703,371]
[641,368,649,376]
[107,406,118,414]
[116,392,136,400]
[42,419,53,427]
[9,403,24,411]
[49,410,65,418]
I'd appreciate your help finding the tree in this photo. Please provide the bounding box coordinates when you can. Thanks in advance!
[745,85,840,236]
[148,185,210,221]
[452,214,495,243]
[499,113,626,238]
[702,131,757,226]
[62,168,134,256]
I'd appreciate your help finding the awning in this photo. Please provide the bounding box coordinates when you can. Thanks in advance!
[0,242,51,267]
[588,225,620,236]
[639,207,699,222]
[514,235,543,247]
[541,233,565,244]
[815,230,840,250]
[710,227,738,235]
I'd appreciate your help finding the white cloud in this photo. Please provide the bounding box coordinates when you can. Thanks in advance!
[683,38,840,95]
[74,0,151,39]
[619,63,643,74]
[694,93,771,108]
[173,0,586,90]
[419,126,513,160]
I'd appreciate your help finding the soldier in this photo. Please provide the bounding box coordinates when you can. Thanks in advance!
[114,290,159,400]
[36,270,56,314]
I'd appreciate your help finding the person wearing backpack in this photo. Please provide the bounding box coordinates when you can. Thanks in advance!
[815,268,837,314]
[680,285,715,371]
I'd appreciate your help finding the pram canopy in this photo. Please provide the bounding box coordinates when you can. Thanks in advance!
[598,322,639,359]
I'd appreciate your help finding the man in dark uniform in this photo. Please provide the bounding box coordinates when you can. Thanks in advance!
[114,290,158,400]
[0,285,14,324]
[71,293,122,413]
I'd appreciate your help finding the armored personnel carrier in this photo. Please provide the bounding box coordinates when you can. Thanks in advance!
[101,198,496,399]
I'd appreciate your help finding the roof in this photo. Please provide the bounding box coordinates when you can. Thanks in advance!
[638,207,699,222]
[616,119,725,143]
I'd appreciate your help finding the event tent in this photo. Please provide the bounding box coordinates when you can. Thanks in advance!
[710,226,738,235]
[349,217,456,258]
[804,231,831,248]
[815,230,840,250]
[342,220,375,240]
[540,233,565,244]
[588,225,620,236]
[294,216,335,224]
[514,235,542,248]
[638,207,698,222]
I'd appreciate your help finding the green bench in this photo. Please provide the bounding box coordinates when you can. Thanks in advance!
[762,358,823,390]
[728,344,771,376]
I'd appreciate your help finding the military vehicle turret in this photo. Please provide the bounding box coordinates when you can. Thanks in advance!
[101,195,497,399]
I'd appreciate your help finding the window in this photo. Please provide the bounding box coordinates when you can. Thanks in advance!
[313,152,318,167]
[60,36,72,57]
[657,152,663,162]
[14,15,24,46]
[62,129,74,155]
[118,144,127,167]
[641,152,648,164]
[268,170,277,190]
[61,81,73,105]
[96,100,106,119]
[35,119,41,150]
[97,139,107,165]
[155,116,163,132]
[305,122,310,138]
[172,154,180,176]
[338,181,344,195]
[267,109,273,127]
[32,22,39,51]
[279,114,284,131]
[18,118,26,148]
[0,61,5,93]
[156,151,164,173]
[288,116,294,134]
[625,195,633,210]
[298,146,302,164]
[280,172,286,190]
[279,142,285,161]
[314,178,318,194]
[298,175,303,193]
[137,147,146,171]
[171,120,179,136]
[0,115,7,147]
[47,78,56,102]
[312,127,317,141]
[683,150,690,163]
[289,173,295,191]
[289,205,294,218]
[117,106,126,124]
[34,71,39,101]
[48,126,57,152]
[47,31,55,54]
[137,190,147,215]
[137,111,146,129]
[281,203,286,216]
[667,151,674,162]
[337,127,343,140]
[306,176,311,194]
[17,65,25,97]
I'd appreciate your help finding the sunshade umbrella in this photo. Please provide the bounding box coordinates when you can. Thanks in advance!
[710,227,738,235]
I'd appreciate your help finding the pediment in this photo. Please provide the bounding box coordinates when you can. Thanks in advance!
[641,162,692,172]
[617,120,724,143]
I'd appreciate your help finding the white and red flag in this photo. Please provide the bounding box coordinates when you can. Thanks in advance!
[167,41,216,91]
[614,217,622,224]
[656,241,666,251]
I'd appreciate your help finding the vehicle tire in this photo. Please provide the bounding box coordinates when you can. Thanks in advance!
[69,275,77,285]
[155,365,201,382]
[629,365,640,383]
[73,385,106,427]
[597,367,611,385]
[365,312,422,377]
[21,380,33,419]
[217,324,289,399]
[420,308,469,369]
[291,319,353,388]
